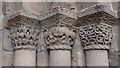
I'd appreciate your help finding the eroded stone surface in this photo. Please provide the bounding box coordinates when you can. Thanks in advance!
[2,29,13,51]
[44,23,76,50]
[79,23,112,50]
[10,25,40,50]
[0,52,1,67]
[72,30,86,66]
[1,2,119,67]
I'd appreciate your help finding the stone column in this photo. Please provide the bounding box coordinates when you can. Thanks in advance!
[10,25,39,66]
[37,31,49,66]
[44,24,76,66]
[79,23,112,66]
[2,29,14,66]
[37,44,48,66]
[72,30,86,66]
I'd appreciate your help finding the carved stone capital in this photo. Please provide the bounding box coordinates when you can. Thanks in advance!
[79,23,112,50]
[44,24,76,50]
[10,25,40,50]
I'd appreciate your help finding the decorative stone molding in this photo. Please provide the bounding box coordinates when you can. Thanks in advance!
[40,13,77,29]
[10,25,39,50]
[44,24,76,50]
[7,15,40,29]
[6,6,77,21]
[79,4,117,18]
[79,4,104,17]
[78,11,116,26]
[79,23,112,50]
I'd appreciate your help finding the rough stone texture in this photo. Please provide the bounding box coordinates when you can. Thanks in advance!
[111,26,118,52]
[2,2,22,15]
[10,25,39,50]
[76,2,98,13]
[86,50,109,66]
[109,26,119,66]
[72,30,86,66]
[37,31,49,66]
[2,51,14,66]
[79,23,112,50]
[0,30,2,52]
[44,24,75,49]
[22,2,77,14]
[22,2,52,14]
[7,15,40,29]
[98,2,118,17]
[118,3,120,67]
[40,14,77,28]
[0,2,3,29]
[0,17,3,30]
[2,29,13,51]
[14,50,36,66]
[0,51,2,67]
[3,2,119,19]
[51,2,77,11]
[1,2,120,67]
[109,51,119,66]
[0,30,2,67]
[0,2,2,16]
[0,2,3,66]
[50,50,71,66]
[118,19,120,68]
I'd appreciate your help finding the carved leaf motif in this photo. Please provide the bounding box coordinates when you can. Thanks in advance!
[10,25,40,49]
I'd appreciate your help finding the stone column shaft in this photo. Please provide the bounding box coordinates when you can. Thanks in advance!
[72,30,86,66]
[14,50,36,66]
[86,50,109,66]
[2,29,14,66]
[79,23,112,66]
[37,45,48,66]
[37,32,49,66]
[50,50,71,66]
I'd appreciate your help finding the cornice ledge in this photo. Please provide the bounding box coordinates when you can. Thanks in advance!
[78,4,117,18]
[7,7,77,21]
[6,10,40,20]
[77,5,117,26]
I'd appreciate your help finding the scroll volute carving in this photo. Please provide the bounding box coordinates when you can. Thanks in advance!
[79,23,112,50]
[43,24,76,50]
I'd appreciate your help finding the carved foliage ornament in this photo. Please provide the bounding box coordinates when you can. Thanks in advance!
[79,23,112,50]
[44,24,76,50]
[10,25,40,50]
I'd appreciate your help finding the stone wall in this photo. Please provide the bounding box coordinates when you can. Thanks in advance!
[0,2,120,67]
